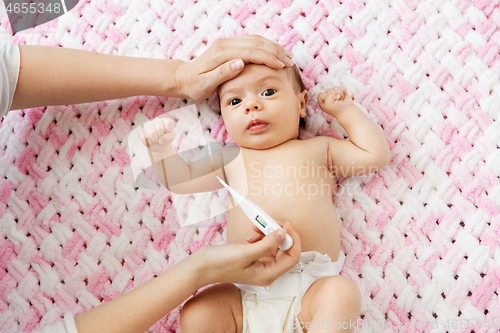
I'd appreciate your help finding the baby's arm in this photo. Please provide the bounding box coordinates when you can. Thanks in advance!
[142,118,237,193]
[319,86,390,177]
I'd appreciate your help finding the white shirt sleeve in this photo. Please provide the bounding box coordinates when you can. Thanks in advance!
[0,40,21,118]
[4,314,79,333]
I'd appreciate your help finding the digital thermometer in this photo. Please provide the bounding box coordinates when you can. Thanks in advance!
[216,177,293,251]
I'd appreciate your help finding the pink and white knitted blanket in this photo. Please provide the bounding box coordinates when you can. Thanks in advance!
[1,0,499,332]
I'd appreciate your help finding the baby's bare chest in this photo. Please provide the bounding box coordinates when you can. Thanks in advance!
[223,138,341,259]
[225,139,334,208]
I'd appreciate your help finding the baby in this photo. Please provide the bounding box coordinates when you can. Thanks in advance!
[143,62,390,332]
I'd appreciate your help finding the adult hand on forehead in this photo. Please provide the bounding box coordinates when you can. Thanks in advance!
[176,35,295,101]
[8,35,293,112]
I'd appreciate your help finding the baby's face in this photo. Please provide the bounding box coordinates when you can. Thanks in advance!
[218,64,307,150]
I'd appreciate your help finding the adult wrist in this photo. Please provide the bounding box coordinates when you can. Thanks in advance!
[168,59,189,99]
[178,247,213,289]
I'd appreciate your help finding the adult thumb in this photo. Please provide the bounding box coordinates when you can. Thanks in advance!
[229,59,244,72]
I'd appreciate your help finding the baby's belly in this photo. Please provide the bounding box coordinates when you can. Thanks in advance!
[226,196,341,261]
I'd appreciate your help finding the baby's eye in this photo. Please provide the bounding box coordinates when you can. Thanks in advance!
[229,98,241,106]
[262,89,276,97]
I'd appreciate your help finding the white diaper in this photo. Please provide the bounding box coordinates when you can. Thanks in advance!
[235,251,345,333]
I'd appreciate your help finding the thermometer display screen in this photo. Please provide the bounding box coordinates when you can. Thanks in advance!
[255,215,267,228]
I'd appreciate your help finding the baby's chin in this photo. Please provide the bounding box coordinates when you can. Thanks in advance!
[239,143,274,150]
[237,137,295,150]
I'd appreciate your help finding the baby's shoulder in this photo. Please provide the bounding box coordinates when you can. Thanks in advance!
[299,136,330,150]
[292,136,330,158]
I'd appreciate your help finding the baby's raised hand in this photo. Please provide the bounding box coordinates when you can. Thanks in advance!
[318,86,356,120]
[142,118,176,153]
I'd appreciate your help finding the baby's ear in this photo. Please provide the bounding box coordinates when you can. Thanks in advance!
[300,90,308,117]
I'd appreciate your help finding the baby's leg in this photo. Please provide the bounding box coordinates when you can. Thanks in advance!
[297,276,362,333]
[180,283,243,333]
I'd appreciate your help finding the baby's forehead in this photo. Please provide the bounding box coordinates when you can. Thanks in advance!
[218,64,292,94]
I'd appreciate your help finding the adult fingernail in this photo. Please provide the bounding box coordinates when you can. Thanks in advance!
[275,229,285,243]
[276,59,285,68]
[284,57,294,66]
[247,234,256,242]
[284,49,293,57]
[231,59,243,72]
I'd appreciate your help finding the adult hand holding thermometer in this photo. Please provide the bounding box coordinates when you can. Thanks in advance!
[217,177,294,251]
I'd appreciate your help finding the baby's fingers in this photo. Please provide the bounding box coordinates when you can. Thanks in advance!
[154,118,175,136]
[144,118,175,144]
[162,118,176,132]
[142,123,158,146]
[159,131,176,145]
[318,92,336,105]
[318,91,337,106]
[330,86,346,100]
[340,85,348,95]
[318,92,326,105]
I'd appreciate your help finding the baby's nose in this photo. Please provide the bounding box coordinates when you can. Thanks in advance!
[245,100,262,113]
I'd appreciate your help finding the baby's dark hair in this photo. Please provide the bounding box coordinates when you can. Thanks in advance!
[287,64,306,93]
[287,64,307,131]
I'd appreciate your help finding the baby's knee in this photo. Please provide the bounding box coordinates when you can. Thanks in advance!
[180,295,204,333]
[179,284,242,333]
[318,276,362,312]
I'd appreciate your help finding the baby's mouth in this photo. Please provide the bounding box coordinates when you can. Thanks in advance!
[247,120,268,131]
